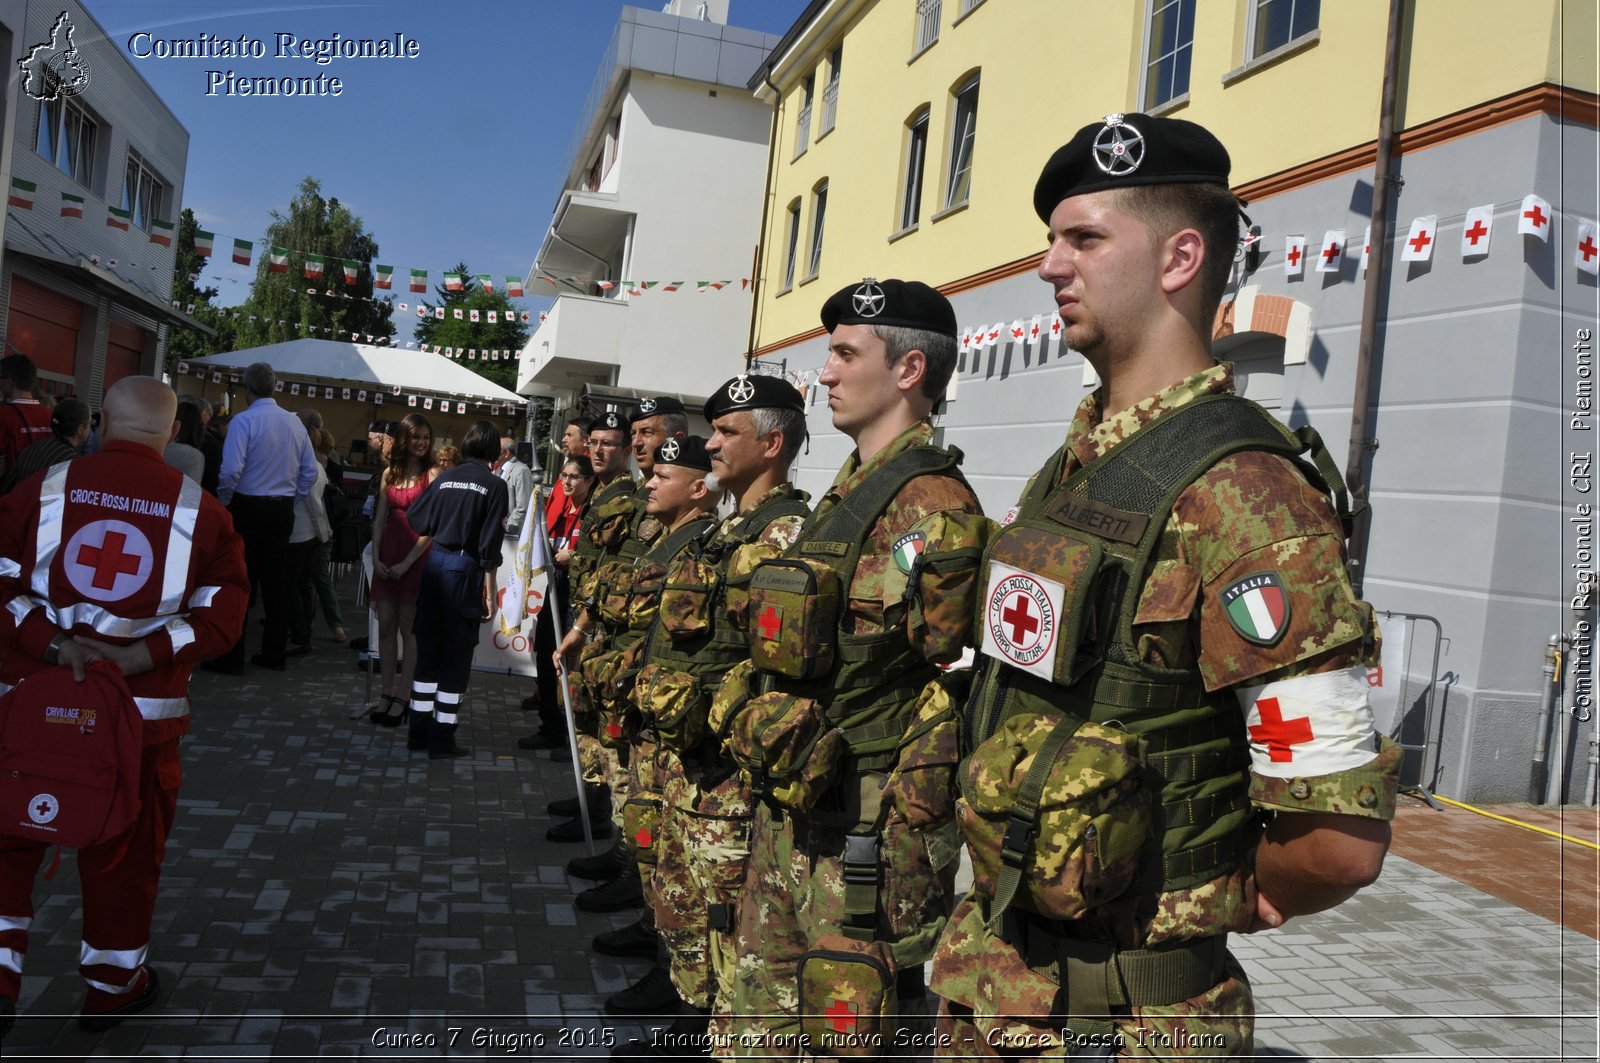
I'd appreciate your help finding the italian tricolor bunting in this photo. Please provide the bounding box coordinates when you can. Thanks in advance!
[268,246,289,273]
[106,206,131,231]
[409,269,427,292]
[375,264,393,289]
[477,274,493,293]
[7,178,34,209]
[59,192,84,218]
[193,229,214,255]
[343,259,360,284]
[304,254,325,280]
[444,272,464,291]
[505,276,524,297]
[233,239,253,265]
[149,219,174,247]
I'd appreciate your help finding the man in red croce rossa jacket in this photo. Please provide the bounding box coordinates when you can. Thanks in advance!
[0,376,247,1039]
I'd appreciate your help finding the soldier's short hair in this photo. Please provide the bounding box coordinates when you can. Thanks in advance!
[1115,182,1240,319]
[242,361,275,398]
[747,406,807,468]
[871,325,957,403]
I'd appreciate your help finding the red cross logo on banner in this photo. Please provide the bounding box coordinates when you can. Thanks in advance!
[1247,696,1314,763]
[825,999,859,1033]
[1408,229,1431,255]
[64,520,154,603]
[1464,220,1489,245]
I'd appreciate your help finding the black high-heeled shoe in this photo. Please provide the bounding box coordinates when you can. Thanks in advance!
[369,695,406,727]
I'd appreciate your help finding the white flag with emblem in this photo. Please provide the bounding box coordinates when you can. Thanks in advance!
[1576,220,1600,277]
[1284,234,1306,277]
[1518,193,1552,240]
[1460,204,1494,259]
[1400,215,1437,262]
[1315,230,1344,273]
[979,562,1064,682]
[1358,225,1371,276]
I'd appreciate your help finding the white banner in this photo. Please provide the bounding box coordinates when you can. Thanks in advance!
[1366,614,1410,736]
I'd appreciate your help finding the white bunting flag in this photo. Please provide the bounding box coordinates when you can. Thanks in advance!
[1518,193,1552,240]
[1284,235,1306,277]
[357,390,367,402]
[408,395,417,407]
[424,397,434,411]
[342,387,352,400]
[456,401,466,414]
[290,383,301,396]
[1460,205,1494,258]
[1048,313,1064,343]
[1359,226,1371,276]
[1577,220,1600,277]
[1028,315,1043,345]
[1315,230,1345,273]
[274,380,284,393]
[1008,320,1026,346]
[985,323,1003,349]
[960,328,973,354]
[1400,215,1437,262]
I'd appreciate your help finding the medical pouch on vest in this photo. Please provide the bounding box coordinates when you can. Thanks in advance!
[623,793,664,865]
[798,933,898,1058]
[727,691,845,811]
[964,391,1351,899]
[659,553,720,640]
[747,559,840,679]
[634,661,708,749]
[0,662,144,851]
[958,710,1150,925]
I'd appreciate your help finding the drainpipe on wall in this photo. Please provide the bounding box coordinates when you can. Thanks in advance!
[1344,0,1408,596]
[744,68,783,371]
[1532,633,1564,803]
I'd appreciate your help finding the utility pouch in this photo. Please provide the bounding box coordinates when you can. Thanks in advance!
[797,933,898,1058]
[659,554,720,640]
[626,555,672,631]
[595,559,634,627]
[576,636,615,717]
[708,658,756,740]
[592,504,631,550]
[958,710,1151,924]
[748,557,842,680]
[622,794,664,865]
[976,521,1108,687]
[884,674,966,831]
[725,690,844,812]
[635,662,708,751]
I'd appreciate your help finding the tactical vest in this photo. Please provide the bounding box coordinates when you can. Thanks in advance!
[572,473,638,622]
[750,444,970,777]
[638,487,811,751]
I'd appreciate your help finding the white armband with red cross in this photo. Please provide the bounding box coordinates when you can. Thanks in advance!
[1235,666,1378,779]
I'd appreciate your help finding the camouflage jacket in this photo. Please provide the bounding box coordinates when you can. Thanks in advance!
[1041,362,1397,945]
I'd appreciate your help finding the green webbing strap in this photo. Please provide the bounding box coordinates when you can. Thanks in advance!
[1056,933,1227,1017]
[644,513,717,570]
[987,714,1086,930]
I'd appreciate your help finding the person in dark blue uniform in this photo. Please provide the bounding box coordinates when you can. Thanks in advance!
[403,420,510,759]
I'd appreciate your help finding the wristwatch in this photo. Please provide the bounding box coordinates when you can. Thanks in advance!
[43,632,68,665]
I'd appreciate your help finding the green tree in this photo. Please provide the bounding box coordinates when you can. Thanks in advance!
[164,207,236,371]
[232,177,395,350]
[413,261,529,393]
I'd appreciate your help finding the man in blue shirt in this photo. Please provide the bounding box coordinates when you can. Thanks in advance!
[205,362,319,674]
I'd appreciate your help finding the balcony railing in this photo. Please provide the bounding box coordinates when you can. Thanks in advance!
[820,80,838,136]
[794,102,812,158]
[914,0,942,56]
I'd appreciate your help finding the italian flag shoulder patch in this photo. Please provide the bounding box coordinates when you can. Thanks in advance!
[1220,571,1290,647]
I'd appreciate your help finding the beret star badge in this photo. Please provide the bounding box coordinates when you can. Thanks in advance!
[1093,113,1145,177]
[727,377,756,403]
[851,278,885,318]
[638,398,657,414]
[659,438,681,462]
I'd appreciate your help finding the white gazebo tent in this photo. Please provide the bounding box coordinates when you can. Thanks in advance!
[176,339,526,463]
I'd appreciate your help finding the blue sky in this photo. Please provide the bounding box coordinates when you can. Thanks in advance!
[79,1,809,338]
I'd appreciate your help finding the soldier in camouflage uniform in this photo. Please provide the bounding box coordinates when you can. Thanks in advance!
[624,374,811,1056]
[725,281,990,1058]
[929,113,1400,1059]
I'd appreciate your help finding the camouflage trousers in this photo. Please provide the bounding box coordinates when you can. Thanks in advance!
[622,735,665,901]
[725,793,960,1059]
[929,895,1252,1059]
[652,756,754,1027]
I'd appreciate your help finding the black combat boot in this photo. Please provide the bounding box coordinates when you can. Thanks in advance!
[593,913,658,957]
[603,959,681,1018]
[576,863,644,912]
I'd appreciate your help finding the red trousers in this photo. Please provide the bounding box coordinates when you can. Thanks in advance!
[0,739,181,1005]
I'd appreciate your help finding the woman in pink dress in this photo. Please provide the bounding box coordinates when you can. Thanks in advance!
[368,413,435,724]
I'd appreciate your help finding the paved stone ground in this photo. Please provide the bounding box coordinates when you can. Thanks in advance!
[1,590,1597,1059]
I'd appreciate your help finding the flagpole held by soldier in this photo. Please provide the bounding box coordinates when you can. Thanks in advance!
[928,113,1400,1059]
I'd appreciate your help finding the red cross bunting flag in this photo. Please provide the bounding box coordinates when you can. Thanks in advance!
[1518,193,1551,240]
[959,328,973,353]
[1284,235,1306,277]
[1400,215,1437,262]
[1358,225,1371,276]
[1009,320,1026,345]
[1029,315,1043,344]
[1576,220,1600,276]
[1237,668,1377,778]
[979,561,1064,682]
[1315,230,1344,273]
[1460,205,1493,259]
[1049,313,1063,340]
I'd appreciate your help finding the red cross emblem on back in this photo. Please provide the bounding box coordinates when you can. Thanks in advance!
[62,519,154,603]
[1248,696,1314,763]
[79,530,141,590]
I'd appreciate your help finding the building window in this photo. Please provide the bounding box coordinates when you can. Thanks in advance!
[794,74,814,159]
[806,182,828,280]
[900,109,929,232]
[945,75,978,209]
[914,0,942,56]
[782,199,801,290]
[1249,0,1319,58]
[958,0,984,14]
[122,152,168,233]
[1143,0,1194,109]
[35,95,96,186]
[820,45,841,137]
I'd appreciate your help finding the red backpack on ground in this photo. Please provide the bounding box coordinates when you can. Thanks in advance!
[0,661,144,850]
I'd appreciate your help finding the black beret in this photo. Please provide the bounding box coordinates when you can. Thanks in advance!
[588,410,627,435]
[820,278,957,339]
[631,396,685,424]
[368,420,387,433]
[703,374,805,421]
[1033,112,1232,222]
[380,420,401,438]
[654,434,713,472]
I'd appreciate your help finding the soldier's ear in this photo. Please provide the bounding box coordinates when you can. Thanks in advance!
[895,348,928,395]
